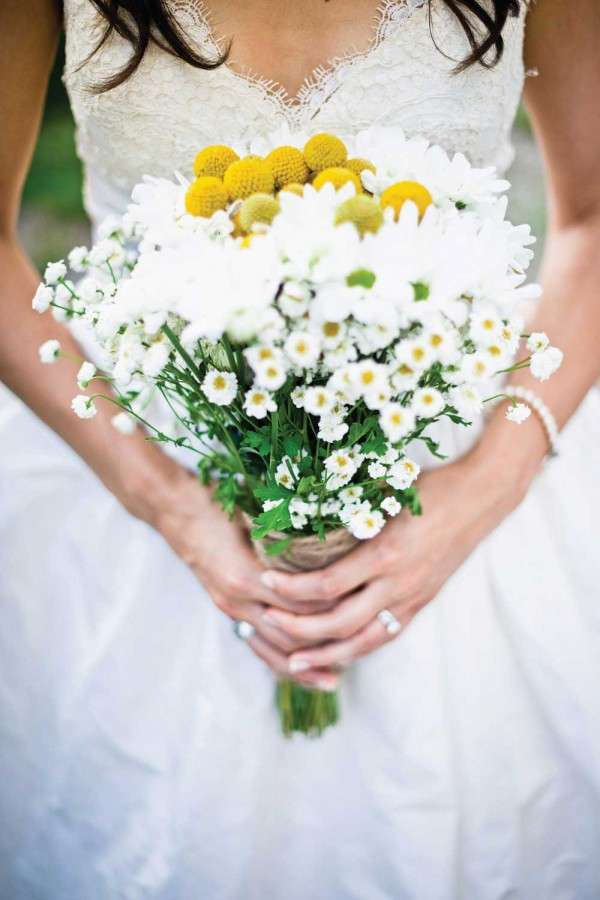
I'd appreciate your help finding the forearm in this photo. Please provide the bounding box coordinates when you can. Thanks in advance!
[0,236,190,524]
[475,212,600,493]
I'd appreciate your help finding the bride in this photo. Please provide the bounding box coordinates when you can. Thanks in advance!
[1,0,600,896]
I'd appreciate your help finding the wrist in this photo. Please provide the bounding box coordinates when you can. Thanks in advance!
[114,442,196,527]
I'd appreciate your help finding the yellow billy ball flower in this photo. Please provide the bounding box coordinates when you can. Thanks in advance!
[303,133,348,172]
[380,180,433,220]
[223,157,275,201]
[239,193,280,231]
[265,146,310,188]
[312,167,362,193]
[193,145,239,179]
[184,176,229,217]
[334,194,384,236]
[344,157,377,177]
[279,182,305,196]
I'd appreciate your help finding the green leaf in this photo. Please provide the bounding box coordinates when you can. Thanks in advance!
[412,281,430,302]
[283,434,302,459]
[251,500,292,539]
[347,415,377,446]
[346,268,376,289]
[264,537,293,557]
[242,428,271,457]
[455,200,467,210]
[253,484,294,502]
[402,487,422,516]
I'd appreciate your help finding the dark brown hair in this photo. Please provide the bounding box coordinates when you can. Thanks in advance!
[86,0,521,93]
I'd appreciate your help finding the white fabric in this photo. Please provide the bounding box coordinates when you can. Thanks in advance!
[2,1,600,897]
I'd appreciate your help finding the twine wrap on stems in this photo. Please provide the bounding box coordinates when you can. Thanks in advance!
[244,517,358,737]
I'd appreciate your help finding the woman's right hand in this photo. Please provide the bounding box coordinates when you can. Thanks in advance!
[154,470,340,692]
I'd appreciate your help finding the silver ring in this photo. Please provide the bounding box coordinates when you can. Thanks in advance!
[233,620,256,641]
[377,609,402,636]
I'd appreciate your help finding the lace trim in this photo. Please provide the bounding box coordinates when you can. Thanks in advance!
[173,0,428,126]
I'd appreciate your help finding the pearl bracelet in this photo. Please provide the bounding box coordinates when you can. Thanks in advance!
[502,385,560,458]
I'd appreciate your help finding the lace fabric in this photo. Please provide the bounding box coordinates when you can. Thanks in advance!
[62,0,528,225]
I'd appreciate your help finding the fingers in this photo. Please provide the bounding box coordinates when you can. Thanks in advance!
[260,541,379,604]
[262,580,388,644]
[218,561,337,616]
[247,633,340,691]
[286,607,407,671]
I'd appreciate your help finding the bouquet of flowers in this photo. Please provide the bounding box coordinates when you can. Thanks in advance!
[34,126,562,737]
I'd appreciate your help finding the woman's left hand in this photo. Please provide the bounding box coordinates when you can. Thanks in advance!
[260,447,529,673]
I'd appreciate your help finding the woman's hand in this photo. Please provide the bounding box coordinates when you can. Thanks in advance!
[258,446,531,673]
[155,471,340,691]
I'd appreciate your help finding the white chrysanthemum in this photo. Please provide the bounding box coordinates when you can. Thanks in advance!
[327,367,359,403]
[389,359,420,393]
[290,386,306,408]
[244,344,284,371]
[142,341,170,377]
[77,361,96,388]
[68,246,89,272]
[461,351,494,382]
[44,260,66,286]
[506,402,531,424]
[469,308,503,345]
[338,485,363,505]
[71,394,97,419]
[349,360,389,396]
[381,496,402,517]
[284,331,321,368]
[111,411,136,434]
[530,346,563,381]
[368,461,387,479]
[202,369,238,406]
[318,416,349,443]
[32,284,54,313]
[38,339,61,364]
[379,402,416,442]
[243,388,277,419]
[423,321,460,365]
[387,456,420,490]
[412,387,445,418]
[449,384,483,420]
[275,457,298,489]
[347,506,385,540]
[303,386,335,416]
[395,339,434,373]
[527,331,549,353]
[278,281,310,318]
[254,359,287,391]
[364,384,392,411]
[324,448,358,489]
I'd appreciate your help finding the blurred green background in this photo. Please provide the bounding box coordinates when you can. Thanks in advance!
[20,42,547,272]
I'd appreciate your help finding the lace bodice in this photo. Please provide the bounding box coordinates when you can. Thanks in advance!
[63,0,528,228]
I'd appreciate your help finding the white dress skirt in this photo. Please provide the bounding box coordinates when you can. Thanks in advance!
[2,0,600,896]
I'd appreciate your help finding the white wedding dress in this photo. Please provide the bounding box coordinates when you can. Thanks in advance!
[2,1,600,897]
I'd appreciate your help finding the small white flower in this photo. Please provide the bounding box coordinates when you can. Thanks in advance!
[364,384,392,411]
[275,457,298,489]
[527,331,549,353]
[278,281,310,318]
[381,496,402,517]
[368,461,387,479]
[395,339,433,373]
[324,448,358,488]
[303,386,335,416]
[44,260,67,286]
[318,416,349,443]
[338,485,363,505]
[379,402,416,443]
[254,359,287,391]
[412,387,445,419]
[530,346,563,381]
[290,386,306,408]
[469,308,503,345]
[111,412,136,435]
[77,361,96,388]
[202,369,238,406]
[68,246,89,272]
[347,507,385,540]
[505,402,531,424]
[461,351,494,382]
[284,331,321,368]
[142,341,170,377]
[32,284,54,313]
[449,384,483,420]
[243,388,277,419]
[38,339,61,364]
[71,394,97,419]
[244,344,283,371]
[387,456,421,490]
[263,499,284,512]
[350,360,389,396]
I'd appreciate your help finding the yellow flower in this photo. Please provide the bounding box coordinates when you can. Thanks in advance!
[334,194,383,236]
[239,193,280,231]
[312,167,362,193]
[303,133,347,172]
[380,181,433,221]
[184,176,229,217]
[265,146,310,188]
[344,157,377,177]
[279,182,305,196]
[193,145,240,179]
[223,157,275,201]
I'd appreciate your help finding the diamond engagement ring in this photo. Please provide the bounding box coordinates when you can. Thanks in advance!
[233,620,256,641]
[377,609,402,636]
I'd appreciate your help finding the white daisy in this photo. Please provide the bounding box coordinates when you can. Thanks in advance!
[38,339,61,364]
[347,507,385,540]
[202,369,238,406]
[303,386,335,416]
[449,384,483,420]
[412,387,445,418]
[243,388,277,419]
[530,346,563,381]
[526,331,549,353]
[44,260,67,286]
[254,359,287,391]
[505,402,531,424]
[32,284,54,313]
[284,331,321,368]
[381,496,402,517]
[71,394,97,419]
[379,402,416,442]
[368,461,387,479]
[386,456,421,490]
[461,351,494,382]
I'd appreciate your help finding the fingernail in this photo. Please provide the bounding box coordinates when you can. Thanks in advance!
[289,659,311,673]
[260,571,277,589]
